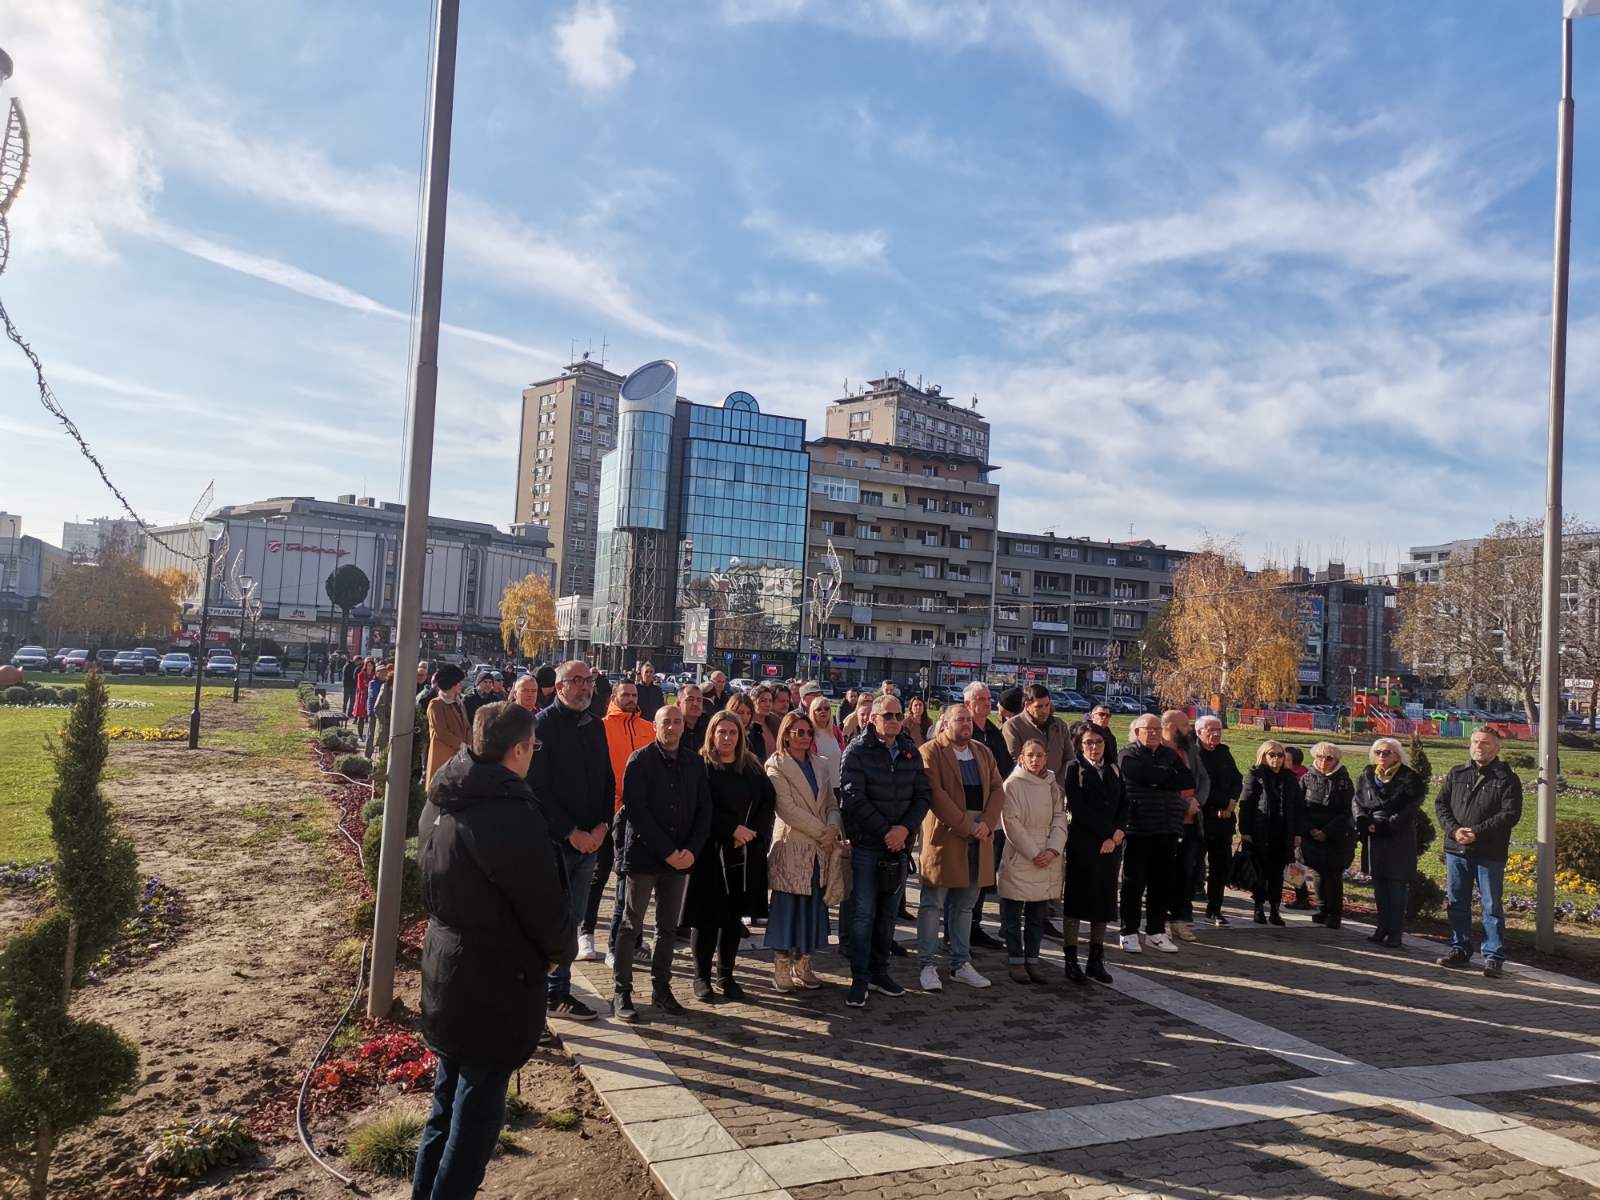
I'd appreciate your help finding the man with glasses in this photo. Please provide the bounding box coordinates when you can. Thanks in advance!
[530,661,614,1025]
[1117,713,1194,953]
[1088,703,1119,760]
[839,696,932,1007]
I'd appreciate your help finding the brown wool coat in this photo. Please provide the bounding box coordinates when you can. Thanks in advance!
[426,696,472,787]
[917,733,1005,888]
[765,751,841,896]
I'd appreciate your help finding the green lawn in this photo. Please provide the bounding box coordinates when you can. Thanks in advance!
[18,670,297,690]
[0,682,294,866]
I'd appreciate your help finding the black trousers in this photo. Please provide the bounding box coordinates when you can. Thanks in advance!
[1204,827,1235,918]
[1169,827,1206,923]
[583,829,614,936]
[692,923,743,982]
[1120,835,1178,936]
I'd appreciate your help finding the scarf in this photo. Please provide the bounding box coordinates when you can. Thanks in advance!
[1375,761,1400,783]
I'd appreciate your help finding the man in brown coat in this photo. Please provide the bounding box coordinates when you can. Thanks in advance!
[915,703,1005,992]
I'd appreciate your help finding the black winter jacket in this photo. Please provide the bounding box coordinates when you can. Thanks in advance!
[1197,742,1243,829]
[979,719,1015,781]
[618,742,713,875]
[529,700,615,842]
[1434,760,1524,862]
[1354,764,1426,881]
[1061,756,1128,842]
[418,752,573,1070]
[1301,765,1356,844]
[1239,765,1305,847]
[636,681,666,721]
[839,726,932,850]
[1117,742,1195,837]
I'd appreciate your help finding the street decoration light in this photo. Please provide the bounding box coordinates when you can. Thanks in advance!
[187,519,226,749]
[808,540,844,682]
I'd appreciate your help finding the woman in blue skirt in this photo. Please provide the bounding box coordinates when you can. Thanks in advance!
[764,710,841,993]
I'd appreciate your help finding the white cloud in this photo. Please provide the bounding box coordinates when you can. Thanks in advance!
[1,0,159,261]
[553,0,636,95]
[743,208,888,272]
[736,284,824,308]
[1014,7,1181,120]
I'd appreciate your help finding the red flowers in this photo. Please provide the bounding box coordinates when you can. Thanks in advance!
[308,1032,435,1096]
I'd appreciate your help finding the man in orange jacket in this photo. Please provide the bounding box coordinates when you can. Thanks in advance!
[580,681,655,963]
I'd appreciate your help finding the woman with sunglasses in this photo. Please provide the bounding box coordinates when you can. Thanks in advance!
[1300,742,1356,929]
[1354,737,1426,948]
[765,711,840,992]
[1239,740,1305,925]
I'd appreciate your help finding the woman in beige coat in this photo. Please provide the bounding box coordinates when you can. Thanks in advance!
[424,664,471,787]
[764,711,841,992]
[999,739,1069,984]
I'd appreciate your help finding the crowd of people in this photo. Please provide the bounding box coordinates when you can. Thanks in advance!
[403,663,1525,1198]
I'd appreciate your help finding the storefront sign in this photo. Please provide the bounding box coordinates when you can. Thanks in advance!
[268,540,351,558]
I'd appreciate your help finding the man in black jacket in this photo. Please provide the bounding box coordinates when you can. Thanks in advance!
[414,702,572,1199]
[839,696,932,1008]
[1436,728,1524,978]
[704,670,731,712]
[1117,714,1195,955]
[342,655,359,715]
[530,661,613,1023]
[635,662,666,721]
[1163,709,1208,943]
[1088,703,1119,761]
[612,705,712,1020]
[1194,715,1244,926]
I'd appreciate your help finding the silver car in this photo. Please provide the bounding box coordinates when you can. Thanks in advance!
[9,645,49,670]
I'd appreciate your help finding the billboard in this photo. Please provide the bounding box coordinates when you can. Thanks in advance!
[682,607,710,665]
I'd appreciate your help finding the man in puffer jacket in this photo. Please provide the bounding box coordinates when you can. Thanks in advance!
[415,701,572,1198]
[1116,713,1194,955]
[839,695,932,1008]
[1435,728,1524,978]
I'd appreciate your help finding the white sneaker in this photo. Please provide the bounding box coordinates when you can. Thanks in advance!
[919,965,943,992]
[1119,933,1144,953]
[576,933,600,962]
[603,948,616,968]
[1146,933,1179,953]
[952,963,991,989]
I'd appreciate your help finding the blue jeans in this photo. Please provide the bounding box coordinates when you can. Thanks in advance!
[848,846,903,981]
[1001,898,1045,963]
[548,845,595,999]
[918,882,979,970]
[1447,853,1506,963]
[412,1057,513,1199]
[1373,877,1409,939]
[967,828,1005,928]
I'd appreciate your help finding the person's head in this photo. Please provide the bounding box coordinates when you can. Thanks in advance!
[771,687,791,715]
[1470,727,1502,765]
[845,687,859,708]
[1078,723,1107,765]
[679,682,703,724]
[476,675,497,696]
[1090,704,1112,727]
[1023,684,1053,724]
[377,661,394,681]
[870,694,905,740]
[554,660,595,711]
[639,662,656,684]
[1131,713,1162,747]
[881,679,897,697]
[854,693,874,722]
[654,704,685,752]
[1257,739,1287,770]
[1309,741,1342,775]
[778,711,815,759]
[704,710,747,765]
[1019,738,1049,777]
[998,686,1024,721]
[727,692,755,727]
[964,682,993,722]
[709,669,727,693]
[1286,745,1304,768]
[1161,708,1191,746]
[1370,737,1404,768]
[535,664,557,694]
[1195,714,1223,749]
[510,674,541,711]
[435,663,466,701]
[613,681,639,714]
[472,701,538,778]
[753,686,773,716]
[907,694,927,722]
[808,693,834,728]
[937,702,972,745]
[417,661,430,682]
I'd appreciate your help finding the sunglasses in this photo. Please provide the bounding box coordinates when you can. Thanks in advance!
[878,712,904,721]
[1266,751,1285,759]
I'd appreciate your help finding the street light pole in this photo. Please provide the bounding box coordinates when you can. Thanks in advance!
[187,521,223,749]
[233,574,255,704]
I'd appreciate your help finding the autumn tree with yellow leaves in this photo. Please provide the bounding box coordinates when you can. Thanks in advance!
[499,574,558,659]
[42,531,186,646]
[1152,540,1301,715]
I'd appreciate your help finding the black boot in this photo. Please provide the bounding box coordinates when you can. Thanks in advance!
[1085,943,1112,984]
[1254,902,1267,925]
[1268,904,1286,927]
[1064,946,1087,985]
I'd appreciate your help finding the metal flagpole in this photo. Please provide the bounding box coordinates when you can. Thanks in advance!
[1536,16,1575,955]
[370,0,459,1016]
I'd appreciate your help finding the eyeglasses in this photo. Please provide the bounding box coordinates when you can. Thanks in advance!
[1265,752,1285,759]
[790,729,813,738]
[558,675,593,686]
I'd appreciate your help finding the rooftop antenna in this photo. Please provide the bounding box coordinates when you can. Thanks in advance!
[569,338,576,365]
[599,334,608,367]
[1128,522,1135,537]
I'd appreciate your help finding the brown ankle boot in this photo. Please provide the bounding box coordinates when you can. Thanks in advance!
[773,953,797,993]
[795,955,822,989]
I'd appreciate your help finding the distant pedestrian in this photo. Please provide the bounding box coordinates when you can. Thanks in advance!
[704,670,731,712]
[636,662,666,721]
[533,664,558,710]
[1060,723,1125,983]
[1300,742,1355,929]
[342,655,358,715]
[366,661,394,758]
[840,692,874,742]
[998,739,1068,986]
[353,658,375,737]
[765,710,841,992]
[413,701,572,1200]
[1354,737,1426,949]
[1435,729,1523,978]
[1239,740,1304,926]
[425,665,470,787]
[582,681,652,965]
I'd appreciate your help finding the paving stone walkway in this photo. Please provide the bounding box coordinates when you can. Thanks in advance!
[552,895,1600,1200]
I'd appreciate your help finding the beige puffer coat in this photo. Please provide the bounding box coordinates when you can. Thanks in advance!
[765,751,841,896]
[998,766,1070,902]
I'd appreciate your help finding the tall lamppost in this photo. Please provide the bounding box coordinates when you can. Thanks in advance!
[187,519,225,749]
[808,540,843,685]
[232,574,256,703]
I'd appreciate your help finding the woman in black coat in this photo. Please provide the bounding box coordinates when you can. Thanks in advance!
[1239,740,1304,926]
[1300,742,1356,929]
[1353,737,1426,949]
[683,711,776,1002]
[1060,722,1128,983]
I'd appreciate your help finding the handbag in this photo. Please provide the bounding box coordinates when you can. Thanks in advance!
[1228,847,1261,892]
[877,851,908,895]
[823,841,851,907]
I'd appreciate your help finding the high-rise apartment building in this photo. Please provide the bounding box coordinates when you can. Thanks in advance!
[824,373,992,462]
[61,516,141,560]
[513,355,623,598]
[805,437,998,689]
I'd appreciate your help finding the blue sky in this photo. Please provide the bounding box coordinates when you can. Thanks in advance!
[3,1,1599,576]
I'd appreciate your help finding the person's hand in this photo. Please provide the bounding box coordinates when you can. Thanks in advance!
[1032,849,1058,868]
[1312,829,1326,842]
[1100,837,1117,855]
[1221,804,1235,819]
[971,820,991,841]
[732,824,756,848]
[591,822,610,844]
[883,825,909,852]
[1456,827,1476,845]
[666,849,694,870]
[568,829,595,854]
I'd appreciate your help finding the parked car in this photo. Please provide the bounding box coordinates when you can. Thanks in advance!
[9,645,50,670]
[730,677,756,692]
[61,649,90,673]
[252,655,284,678]
[95,649,119,671]
[1050,689,1092,712]
[111,650,147,675]
[134,646,162,672]
[159,653,193,677]
[204,654,238,678]
[51,647,77,671]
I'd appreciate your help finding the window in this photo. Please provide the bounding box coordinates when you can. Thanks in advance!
[853,625,875,641]
[910,628,936,646]
[1071,638,1103,656]
[860,525,883,541]
[1113,611,1140,629]
[578,390,593,406]
[921,465,938,477]
[1051,545,1081,561]
[1014,542,1041,557]
[820,518,849,536]
[598,394,615,410]
[1342,587,1367,606]
[918,596,937,611]
[575,428,592,443]
[861,489,884,506]
[576,444,592,460]
[923,531,941,547]
[1105,554,1118,566]
[812,476,859,502]
[572,481,589,495]
[1075,577,1104,596]
[917,564,938,578]
[579,409,594,425]
[997,604,1021,622]
[1031,635,1066,655]
[1001,569,1024,593]
[857,558,880,574]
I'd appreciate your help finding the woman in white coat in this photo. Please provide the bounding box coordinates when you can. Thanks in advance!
[999,739,1069,984]
[764,711,841,993]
